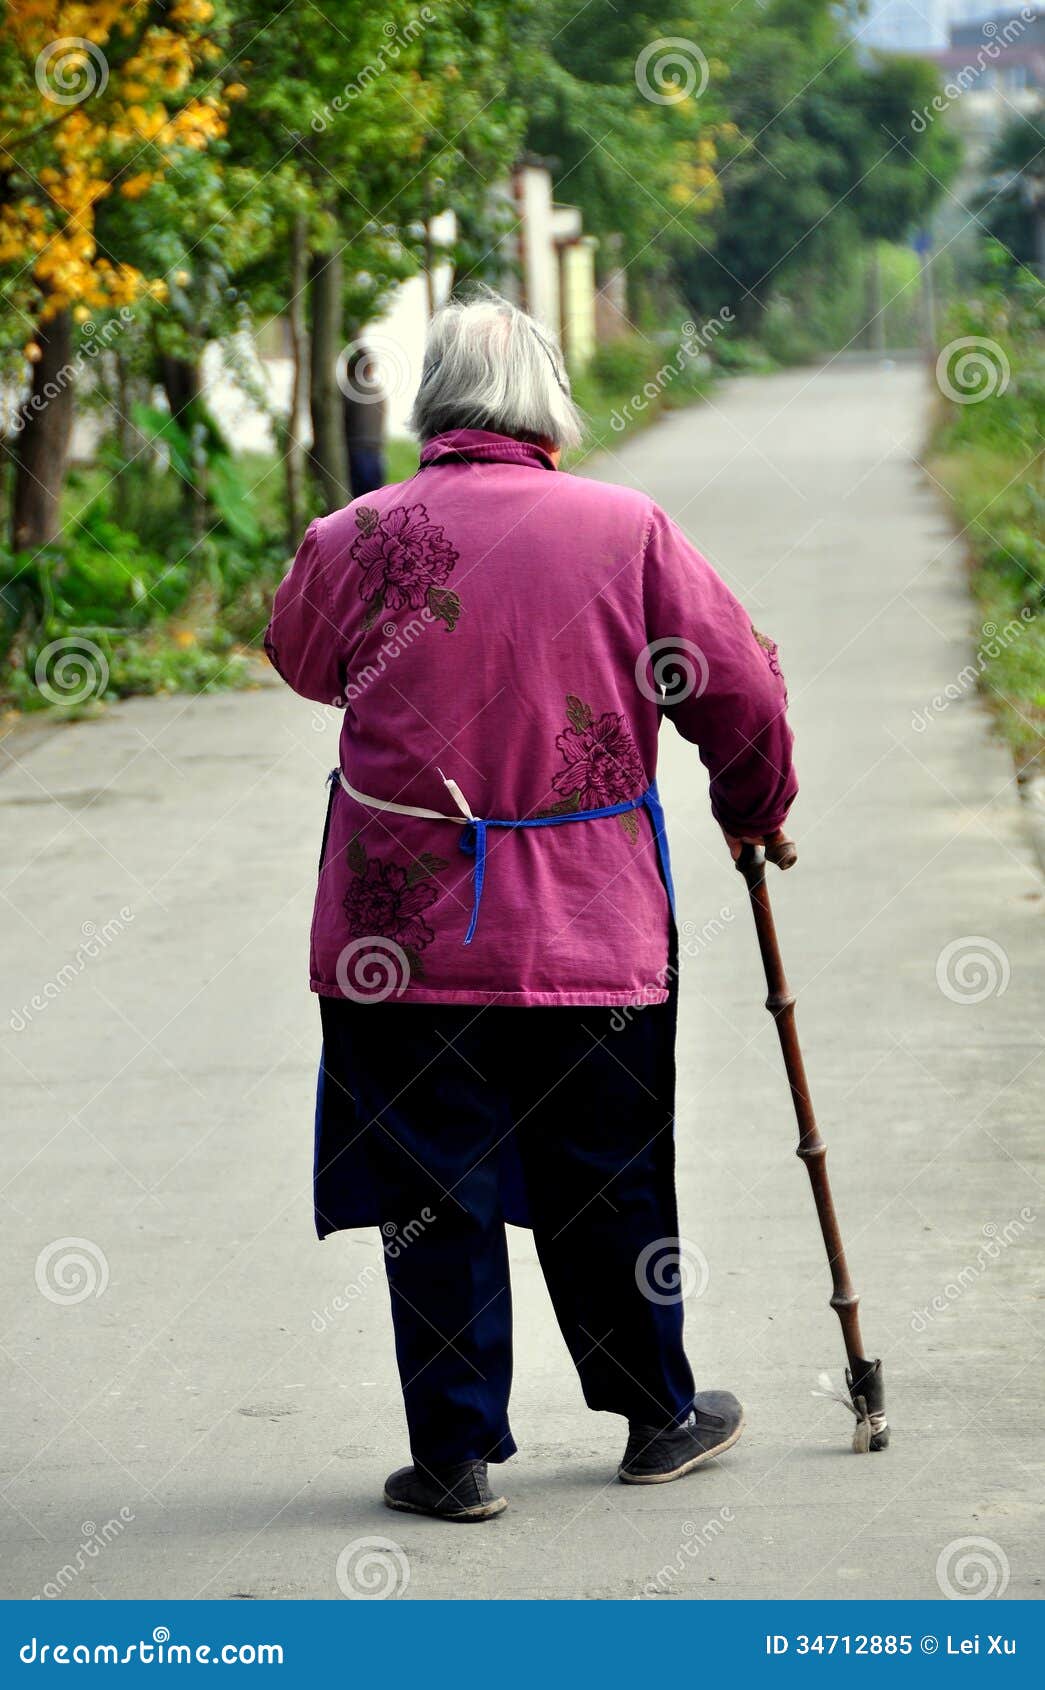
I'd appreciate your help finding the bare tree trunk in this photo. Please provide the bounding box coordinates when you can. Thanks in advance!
[112,349,136,529]
[865,246,886,353]
[920,256,937,359]
[158,349,208,541]
[159,351,201,420]
[11,308,75,552]
[284,212,308,549]
[308,245,349,511]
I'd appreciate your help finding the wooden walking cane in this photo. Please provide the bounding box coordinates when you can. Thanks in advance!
[735,839,889,1452]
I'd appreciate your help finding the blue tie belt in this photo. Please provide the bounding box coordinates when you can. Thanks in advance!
[331,770,676,946]
[456,784,676,944]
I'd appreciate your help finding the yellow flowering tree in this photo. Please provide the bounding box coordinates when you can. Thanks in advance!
[0,0,231,551]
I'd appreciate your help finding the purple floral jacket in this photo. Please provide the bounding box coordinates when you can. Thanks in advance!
[266,429,797,1006]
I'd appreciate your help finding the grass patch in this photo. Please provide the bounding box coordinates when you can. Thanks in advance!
[928,444,1045,770]
[926,261,1045,773]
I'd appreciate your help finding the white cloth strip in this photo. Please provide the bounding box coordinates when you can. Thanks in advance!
[338,772,471,827]
[437,767,475,820]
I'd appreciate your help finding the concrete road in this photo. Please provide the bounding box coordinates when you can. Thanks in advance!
[2,363,1042,1602]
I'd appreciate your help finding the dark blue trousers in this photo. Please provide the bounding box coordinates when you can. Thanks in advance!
[347,446,386,497]
[318,996,696,1467]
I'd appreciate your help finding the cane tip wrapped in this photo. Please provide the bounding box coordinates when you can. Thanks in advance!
[847,1357,889,1453]
[815,1364,890,1452]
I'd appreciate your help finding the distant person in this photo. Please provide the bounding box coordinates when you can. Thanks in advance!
[342,345,386,497]
[267,295,797,1523]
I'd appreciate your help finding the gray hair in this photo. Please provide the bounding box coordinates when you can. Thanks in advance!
[410,294,583,450]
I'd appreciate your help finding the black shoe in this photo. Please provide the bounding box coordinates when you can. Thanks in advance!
[618,1390,744,1484]
[383,1460,507,1522]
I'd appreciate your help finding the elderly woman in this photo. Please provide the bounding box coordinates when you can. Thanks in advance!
[266,295,796,1523]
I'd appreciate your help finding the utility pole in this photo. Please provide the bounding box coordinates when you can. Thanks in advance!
[913,229,936,357]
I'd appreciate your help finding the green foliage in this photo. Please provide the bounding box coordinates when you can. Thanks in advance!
[517,0,734,284]
[100,634,253,701]
[933,259,1045,466]
[2,509,179,639]
[586,339,660,394]
[708,337,779,375]
[221,0,527,320]
[0,442,284,709]
[2,627,252,716]
[0,502,251,713]
[929,262,1045,770]
[129,402,261,546]
[978,113,1045,274]
[569,330,712,462]
[757,242,926,362]
[676,27,959,333]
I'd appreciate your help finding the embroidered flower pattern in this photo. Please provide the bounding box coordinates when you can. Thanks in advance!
[344,835,449,980]
[751,625,782,678]
[351,503,462,630]
[546,693,645,841]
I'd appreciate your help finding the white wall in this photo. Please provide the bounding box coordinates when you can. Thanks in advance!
[515,165,560,330]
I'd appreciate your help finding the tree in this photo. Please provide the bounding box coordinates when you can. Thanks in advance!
[516,1,735,318]
[674,4,960,332]
[220,0,526,515]
[0,0,232,552]
[979,113,1045,276]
